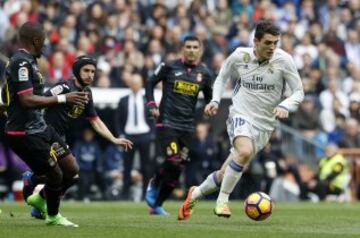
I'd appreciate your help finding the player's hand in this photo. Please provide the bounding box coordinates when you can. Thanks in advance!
[146,101,160,119]
[65,92,89,106]
[113,138,133,151]
[273,106,289,119]
[204,101,219,117]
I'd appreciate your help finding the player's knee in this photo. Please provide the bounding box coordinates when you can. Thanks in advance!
[47,167,63,187]
[70,174,80,184]
[233,149,252,165]
[68,164,80,178]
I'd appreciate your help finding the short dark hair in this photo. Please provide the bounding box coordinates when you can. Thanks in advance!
[254,20,280,40]
[183,35,200,44]
[19,22,45,45]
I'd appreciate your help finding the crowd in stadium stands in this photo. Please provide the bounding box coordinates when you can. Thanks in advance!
[0,0,360,201]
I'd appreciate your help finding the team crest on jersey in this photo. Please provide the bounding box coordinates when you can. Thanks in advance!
[18,67,29,81]
[243,53,250,63]
[196,73,202,82]
[68,105,84,118]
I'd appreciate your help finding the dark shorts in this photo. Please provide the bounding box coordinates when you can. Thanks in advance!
[5,126,70,175]
[157,127,192,160]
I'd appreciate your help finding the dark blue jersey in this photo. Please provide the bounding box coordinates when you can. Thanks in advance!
[145,59,213,131]
[44,79,98,136]
[5,50,47,134]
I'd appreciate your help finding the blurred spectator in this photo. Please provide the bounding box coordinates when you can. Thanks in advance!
[185,121,218,189]
[338,118,360,148]
[47,50,72,84]
[304,144,349,201]
[291,96,324,161]
[319,77,349,132]
[103,144,124,200]
[115,74,153,199]
[73,128,104,201]
[344,30,360,67]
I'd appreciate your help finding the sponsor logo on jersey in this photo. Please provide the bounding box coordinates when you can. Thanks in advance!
[241,75,275,91]
[18,67,29,81]
[50,85,64,95]
[173,80,199,96]
[174,71,183,76]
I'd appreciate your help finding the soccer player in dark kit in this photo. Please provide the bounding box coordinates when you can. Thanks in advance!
[3,22,89,227]
[23,55,133,219]
[144,35,213,215]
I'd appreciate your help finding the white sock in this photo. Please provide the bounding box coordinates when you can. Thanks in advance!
[191,171,220,200]
[217,160,244,204]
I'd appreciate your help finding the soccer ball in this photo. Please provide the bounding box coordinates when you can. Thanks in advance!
[244,192,273,221]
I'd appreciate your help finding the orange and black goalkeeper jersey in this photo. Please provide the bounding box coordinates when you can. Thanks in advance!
[145,59,213,131]
[5,50,47,135]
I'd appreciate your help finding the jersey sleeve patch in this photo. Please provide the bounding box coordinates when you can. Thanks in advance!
[18,67,29,81]
[154,62,165,76]
[49,85,64,95]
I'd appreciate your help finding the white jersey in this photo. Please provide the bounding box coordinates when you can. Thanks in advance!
[212,47,304,131]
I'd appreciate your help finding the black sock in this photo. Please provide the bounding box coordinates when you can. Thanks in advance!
[155,158,185,206]
[44,185,62,216]
[31,174,47,185]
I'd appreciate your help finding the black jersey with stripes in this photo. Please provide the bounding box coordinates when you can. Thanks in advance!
[43,79,98,136]
[5,49,47,135]
[145,59,213,131]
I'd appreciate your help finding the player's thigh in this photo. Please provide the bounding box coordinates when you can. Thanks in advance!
[156,127,180,157]
[48,126,71,160]
[178,131,192,160]
[58,154,79,179]
[5,133,57,175]
[226,115,255,156]
[233,136,254,159]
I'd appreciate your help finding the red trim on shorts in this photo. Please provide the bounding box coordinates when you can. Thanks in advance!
[86,116,99,121]
[17,88,33,95]
[6,131,26,135]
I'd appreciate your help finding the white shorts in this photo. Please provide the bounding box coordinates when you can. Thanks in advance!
[226,113,273,155]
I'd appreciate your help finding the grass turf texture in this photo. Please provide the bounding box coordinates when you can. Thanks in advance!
[1,201,359,238]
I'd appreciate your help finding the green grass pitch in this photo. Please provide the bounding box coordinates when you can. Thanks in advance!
[1,201,360,238]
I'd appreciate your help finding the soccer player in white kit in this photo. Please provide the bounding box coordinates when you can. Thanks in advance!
[178,21,304,220]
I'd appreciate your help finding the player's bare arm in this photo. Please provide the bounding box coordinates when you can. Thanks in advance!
[90,117,133,151]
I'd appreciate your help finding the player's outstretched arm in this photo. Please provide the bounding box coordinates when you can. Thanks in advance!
[90,117,133,151]
[18,91,88,108]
